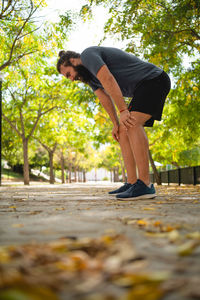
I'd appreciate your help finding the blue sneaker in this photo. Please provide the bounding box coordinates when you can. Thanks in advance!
[108,182,132,195]
[116,179,156,200]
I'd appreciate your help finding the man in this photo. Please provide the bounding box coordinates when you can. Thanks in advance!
[56,46,171,200]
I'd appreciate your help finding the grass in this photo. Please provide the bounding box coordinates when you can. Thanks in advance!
[2,168,48,182]
[2,168,23,180]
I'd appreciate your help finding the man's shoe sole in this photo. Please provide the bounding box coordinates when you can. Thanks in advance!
[116,193,156,200]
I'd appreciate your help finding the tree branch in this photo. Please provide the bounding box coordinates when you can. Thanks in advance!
[0,0,14,19]
[40,106,59,116]
[0,50,38,71]
[2,113,22,137]
[0,0,43,71]
[34,137,50,152]
[19,109,25,136]
[28,113,41,139]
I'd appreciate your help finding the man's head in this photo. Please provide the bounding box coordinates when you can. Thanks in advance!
[57,50,93,83]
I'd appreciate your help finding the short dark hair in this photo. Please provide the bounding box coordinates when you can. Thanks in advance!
[56,50,81,73]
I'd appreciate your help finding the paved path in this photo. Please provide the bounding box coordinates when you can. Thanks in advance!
[0,182,200,300]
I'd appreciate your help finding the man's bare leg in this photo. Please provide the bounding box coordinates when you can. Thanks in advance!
[118,124,137,184]
[127,111,152,186]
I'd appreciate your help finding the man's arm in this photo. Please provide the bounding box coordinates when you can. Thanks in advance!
[96,65,127,112]
[95,88,119,127]
[96,64,135,128]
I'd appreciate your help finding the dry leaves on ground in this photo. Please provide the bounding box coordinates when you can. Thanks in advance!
[123,216,200,256]
[0,234,170,300]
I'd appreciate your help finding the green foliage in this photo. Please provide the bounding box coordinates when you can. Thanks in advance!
[85,0,200,70]
[2,118,23,166]
[0,0,48,71]
[82,0,200,167]
[98,144,122,171]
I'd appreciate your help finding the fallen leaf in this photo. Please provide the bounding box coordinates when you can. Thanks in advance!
[167,230,180,243]
[137,220,148,227]
[11,224,24,228]
[126,284,164,300]
[55,207,66,211]
[186,231,200,240]
[153,221,163,227]
[0,248,10,263]
[177,240,200,256]
[143,207,156,211]
[29,210,43,215]
[0,286,59,300]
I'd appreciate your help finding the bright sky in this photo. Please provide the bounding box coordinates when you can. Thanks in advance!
[44,0,125,53]
[43,0,191,70]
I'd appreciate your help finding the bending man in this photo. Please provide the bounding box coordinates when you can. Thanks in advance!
[56,46,171,200]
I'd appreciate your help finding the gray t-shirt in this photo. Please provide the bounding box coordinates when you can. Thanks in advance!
[80,46,163,97]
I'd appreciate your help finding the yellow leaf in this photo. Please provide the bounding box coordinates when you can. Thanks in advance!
[146,232,168,238]
[126,285,164,300]
[153,221,162,227]
[11,224,24,228]
[0,286,59,300]
[127,219,137,225]
[137,220,148,226]
[143,207,156,211]
[165,225,175,232]
[0,247,10,263]
[101,235,114,244]
[178,240,200,256]
[167,230,180,242]
[55,207,66,211]
[186,231,200,240]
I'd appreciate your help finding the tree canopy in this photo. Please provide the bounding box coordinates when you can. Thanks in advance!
[1,0,200,185]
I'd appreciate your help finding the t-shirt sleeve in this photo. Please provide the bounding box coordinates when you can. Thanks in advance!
[81,47,105,76]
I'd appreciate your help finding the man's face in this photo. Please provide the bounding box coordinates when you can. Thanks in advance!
[60,64,78,81]
[60,62,93,84]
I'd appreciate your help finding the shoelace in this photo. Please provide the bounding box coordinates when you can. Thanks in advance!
[128,181,140,191]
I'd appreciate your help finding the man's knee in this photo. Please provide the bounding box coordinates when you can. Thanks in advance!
[130,111,152,126]
[119,124,127,134]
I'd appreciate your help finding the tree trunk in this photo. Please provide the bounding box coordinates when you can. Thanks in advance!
[49,151,54,184]
[61,152,65,184]
[113,167,119,182]
[69,163,72,183]
[79,169,82,182]
[149,150,162,185]
[22,138,30,185]
[77,167,80,182]
[83,170,86,182]
[113,169,116,182]
[74,166,77,182]
[65,170,69,183]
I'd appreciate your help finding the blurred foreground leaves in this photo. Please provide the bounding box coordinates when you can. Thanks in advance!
[0,235,170,300]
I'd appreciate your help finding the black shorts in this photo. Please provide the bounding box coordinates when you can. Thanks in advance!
[128,71,171,127]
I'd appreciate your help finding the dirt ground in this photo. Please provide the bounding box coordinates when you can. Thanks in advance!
[0,182,200,300]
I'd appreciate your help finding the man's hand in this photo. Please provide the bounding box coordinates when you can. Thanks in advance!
[120,110,136,128]
[112,125,119,142]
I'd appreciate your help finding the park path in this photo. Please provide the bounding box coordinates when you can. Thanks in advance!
[0,182,200,300]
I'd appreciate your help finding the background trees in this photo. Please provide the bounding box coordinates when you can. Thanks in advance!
[81,0,200,170]
[0,0,47,71]
[2,0,199,185]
